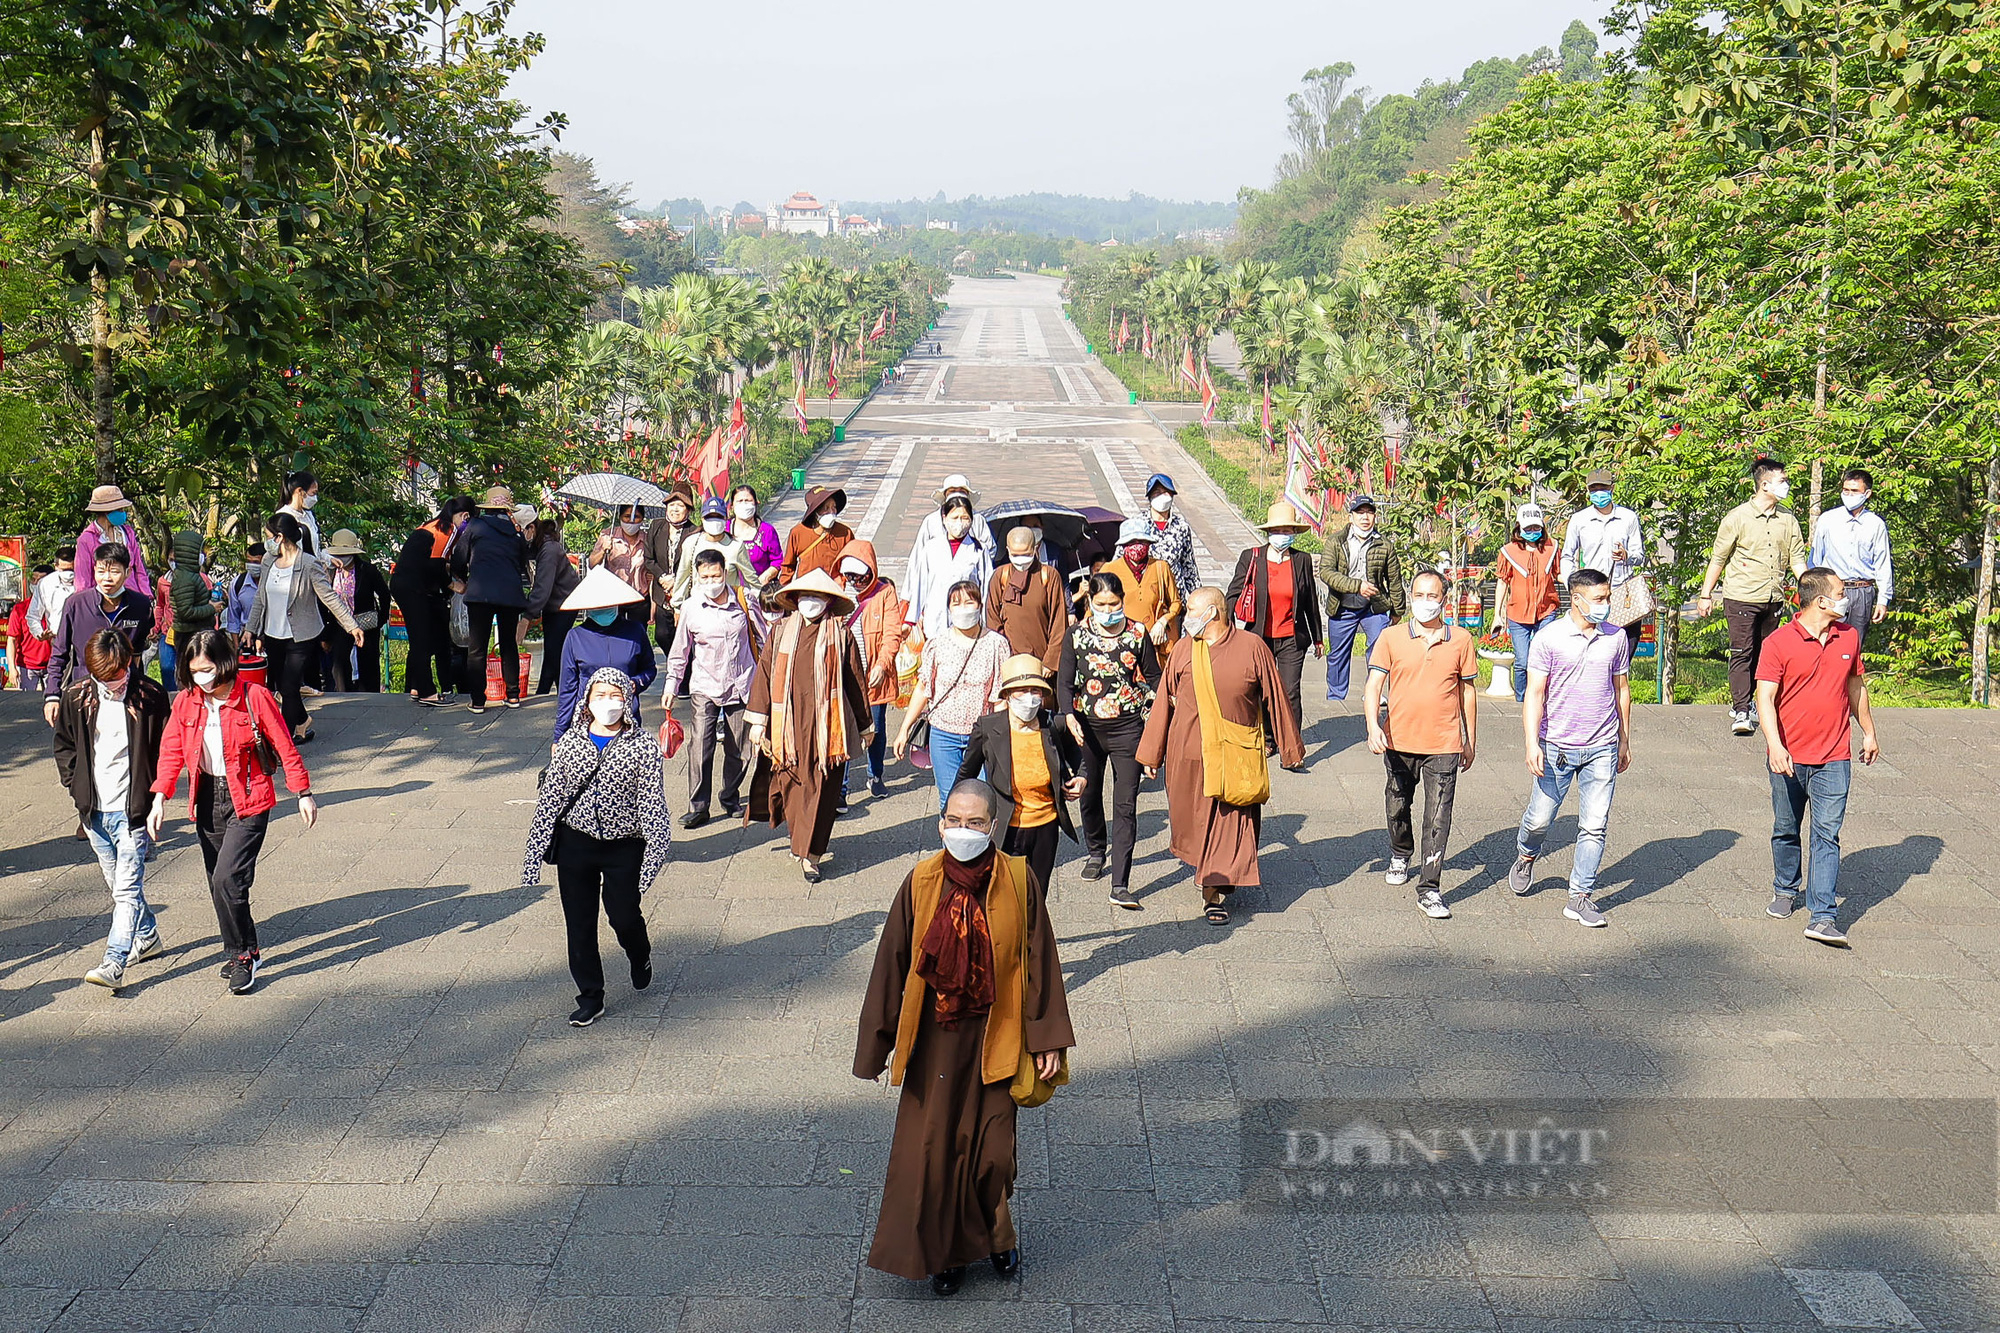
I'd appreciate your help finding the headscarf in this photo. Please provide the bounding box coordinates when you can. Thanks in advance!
[916,845,998,1028]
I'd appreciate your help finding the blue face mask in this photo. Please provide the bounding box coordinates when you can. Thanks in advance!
[585,608,618,627]
[1584,600,1613,624]
[1094,608,1126,631]
[1268,533,1295,551]
[1588,491,1613,510]
[106,510,128,527]
[1523,528,1544,542]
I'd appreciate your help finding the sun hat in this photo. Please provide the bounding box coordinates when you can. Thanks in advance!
[560,564,645,612]
[1115,518,1157,548]
[772,567,857,616]
[998,653,1051,695]
[932,474,979,507]
[324,529,366,557]
[1145,473,1177,496]
[803,485,847,519]
[85,484,131,512]
[479,485,514,510]
[1258,501,1309,533]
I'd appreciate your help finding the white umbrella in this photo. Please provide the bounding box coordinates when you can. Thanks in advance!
[556,472,667,512]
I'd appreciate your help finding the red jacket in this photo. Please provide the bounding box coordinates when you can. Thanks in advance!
[152,678,310,818]
[9,600,50,670]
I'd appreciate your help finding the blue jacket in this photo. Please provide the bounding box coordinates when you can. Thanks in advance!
[224,567,261,635]
[554,614,656,741]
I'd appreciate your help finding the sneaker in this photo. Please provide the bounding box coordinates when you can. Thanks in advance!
[869,779,890,799]
[1767,893,1798,920]
[1731,710,1756,736]
[504,697,521,710]
[1804,918,1850,947]
[1564,893,1608,927]
[631,958,653,990]
[1081,855,1107,881]
[468,703,486,716]
[299,684,322,698]
[1385,857,1411,887]
[228,952,260,995]
[719,800,744,819]
[417,693,457,709]
[129,933,163,964]
[1109,886,1141,910]
[835,795,849,815]
[1508,853,1536,896]
[569,1000,604,1027]
[1417,890,1451,919]
[85,960,125,990]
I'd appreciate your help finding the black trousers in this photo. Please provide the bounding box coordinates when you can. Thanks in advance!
[1003,819,1061,902]
[1264,633,1306,748]
[1078,713,1144,888]
[397,590,451,698]
[1723,598,1785,713]
[555,831,650,1007]
[1384,749,1459,891]
[196,775,269,955]
[653,608,680,688]
[466,601,522,705]
[319,624,381,692]
[536,611,576,694]
[262,634,317,730]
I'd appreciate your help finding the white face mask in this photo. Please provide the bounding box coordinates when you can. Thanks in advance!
[1583,599,1613,624]
[817,511,837,530]
[941,827,992,862]
[191,668,218,689]
[703,518,726,535]
[1009,552,1034,569]
[1150,492,1172,514]
[620,520,642,535]
[303,494,318,511]
[1183,606,1215,637]
[949,603,981,631]
[588,698,624,727]
[734,501,757,521]
[1767,478,1790,500]
[1826,595,1850,618]
[797,595,828,621]
[1410,597,1444,624]
[944,514,971,540]
[1842,491,1868,511]
[1009,691,1043,720]
[698,579,727,602]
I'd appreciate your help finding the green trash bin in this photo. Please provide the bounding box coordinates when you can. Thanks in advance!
[1128,390,1139,405]
[790,467,807,490]
[1085,343,1092,354]
[834,425,845,444]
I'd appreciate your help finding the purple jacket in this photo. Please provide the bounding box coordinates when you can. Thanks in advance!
[737,521,783,577]
[75,520,153,599]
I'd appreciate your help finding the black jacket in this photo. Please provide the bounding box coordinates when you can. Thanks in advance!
[526,533,581,618]
[347,558,392,630]
[449,513,528,609]
[392,523,452,603]
[959,709,1082,843]
[52,672,171,821]
[46,588,154,696]
[1226,548,1325,649]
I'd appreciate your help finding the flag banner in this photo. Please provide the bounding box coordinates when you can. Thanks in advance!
[1284,423,1328,534]
[1199,361,1218,426]
[1118,313,1130,353]
[869,309,888,341]
[1384,435,1401,488]
[1141,318,1153,360]
[1261,378,1273,453]
[727,397,748,462]
[1179,347,1199,390]
[793,379,810,435]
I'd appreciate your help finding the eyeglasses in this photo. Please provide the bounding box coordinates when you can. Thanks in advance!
[941,815,992,831]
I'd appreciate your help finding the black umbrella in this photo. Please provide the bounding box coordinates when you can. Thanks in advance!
[980,500,1088,551]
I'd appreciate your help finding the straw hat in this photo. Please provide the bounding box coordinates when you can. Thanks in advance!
[771,567,856,616]
[479,485,514,510]
[560,564,645,612]
[85,484,131,512]
[998,653,1051,696]
[324,529,366,557]
[1258,500,1309,534]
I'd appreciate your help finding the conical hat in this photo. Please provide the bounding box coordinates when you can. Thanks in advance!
[560,564,645,612]
[772,567,856,615]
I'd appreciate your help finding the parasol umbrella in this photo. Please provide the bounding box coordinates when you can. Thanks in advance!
[556,472,667,513]
[980,499,1089,551]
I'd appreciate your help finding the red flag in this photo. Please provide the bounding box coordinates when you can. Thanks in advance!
[869,309,888,341]
[1179,347,1199,390]
[1118,313,1130,353]
[1199,361,1218,426]
[793,377,810,434]
[1384,436,1400,487]
[1141,318,1153,360]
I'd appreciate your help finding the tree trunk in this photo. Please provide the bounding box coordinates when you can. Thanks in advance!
[1975,446,1998,707]
[89,113,116,485]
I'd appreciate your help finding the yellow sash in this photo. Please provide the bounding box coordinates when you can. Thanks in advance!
[1193,637,1270,807]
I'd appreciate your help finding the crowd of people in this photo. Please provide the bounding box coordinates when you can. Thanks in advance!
[15,449,1892,1298]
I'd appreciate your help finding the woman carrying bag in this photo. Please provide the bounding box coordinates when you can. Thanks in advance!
[892,579,1009,812]
[958,654,1085,901]
[1058,572,1160,908]
[322,529,391,693]
[247,513,363,742]
[520,667,673,1028]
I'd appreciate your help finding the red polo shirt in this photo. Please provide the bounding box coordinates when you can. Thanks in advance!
[1755,618,1863,765]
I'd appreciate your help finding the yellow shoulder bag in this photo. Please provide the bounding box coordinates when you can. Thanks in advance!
[1193,637,1270,807]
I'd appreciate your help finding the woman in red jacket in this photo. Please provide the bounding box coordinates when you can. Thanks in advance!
[147,628,316,995]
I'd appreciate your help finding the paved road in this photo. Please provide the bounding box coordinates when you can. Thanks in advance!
[769,275,1260,588]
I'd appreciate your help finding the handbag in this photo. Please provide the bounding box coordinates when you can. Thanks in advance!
[907,635,976,772]
[1232,559,1258,627]
[1005,856,1070,1107]
[1607,571,1655,628]
[353,610,380,632]
[539,750,607,864]
[1192,638,1270,806]
[244,697,280,777]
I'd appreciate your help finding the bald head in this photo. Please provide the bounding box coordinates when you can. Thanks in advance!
[1188,587,1225,620]
[943,779,998,827]
[1006,526,1035,555]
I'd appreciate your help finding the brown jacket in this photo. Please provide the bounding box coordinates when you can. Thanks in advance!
[984,562,1067,670]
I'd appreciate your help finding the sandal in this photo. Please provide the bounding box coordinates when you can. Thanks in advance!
[1204,903,1230,924]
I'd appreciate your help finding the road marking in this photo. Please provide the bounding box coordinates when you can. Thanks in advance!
[1783,1270,1921,1328]
[1089,440,1140,519]
[1020,304,1049,359]
[856,437,921,543]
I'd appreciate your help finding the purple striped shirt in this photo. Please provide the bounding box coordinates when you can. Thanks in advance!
[1528,616,1629,748]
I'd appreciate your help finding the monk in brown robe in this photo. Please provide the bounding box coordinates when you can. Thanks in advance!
[1136,586,1305,922]
[985,526,1068,671]
[856,778,1074,1295]
[780,485,853,584]
[746,568,870,882]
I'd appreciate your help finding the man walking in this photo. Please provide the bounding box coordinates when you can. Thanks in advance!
[985,525,1067,672]
[1757,567,1880,947]
[1319,496,1404,701]
[643,482,698,662]
[1507,569,1631,928]
[1697,457,1807,735]
[23,547,76,692]
[1224,500,1323,759]
[1560,468,1647,654]
[44,543,154,723]
[1363,570,1478,919]
[1809,468,1892,650]
[665,549,765,829]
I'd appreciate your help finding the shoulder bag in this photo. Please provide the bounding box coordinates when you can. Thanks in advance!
[1192,638,1270,807]
[1607,564,1655,628]
[1006,854,1071,1108]
[539,748,608,864]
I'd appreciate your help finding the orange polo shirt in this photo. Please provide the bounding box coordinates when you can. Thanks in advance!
[1010,727,1056,828]
[1368,622,1479,755]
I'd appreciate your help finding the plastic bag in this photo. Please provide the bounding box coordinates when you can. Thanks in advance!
[448,592,470,649]
[658,713,685,759]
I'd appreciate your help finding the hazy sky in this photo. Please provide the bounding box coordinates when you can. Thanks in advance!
[505,0,1605,211]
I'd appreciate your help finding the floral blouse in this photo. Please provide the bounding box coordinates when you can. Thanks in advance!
[1060,623,1157,721]
[919,629,1009,735]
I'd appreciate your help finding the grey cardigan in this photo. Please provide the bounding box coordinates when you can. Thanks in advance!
[248,551,361,642]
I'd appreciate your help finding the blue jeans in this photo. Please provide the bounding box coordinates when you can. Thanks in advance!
[841,704,892,793]
[1771,760,1850,921]
[85,810,157,966]
[1506,614,1560,701]
[1517,741,1620,895]
[929,726,971,814]
[1325,606,1391,700]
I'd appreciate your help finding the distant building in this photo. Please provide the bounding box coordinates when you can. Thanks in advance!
[767,191,839,237]
[840,214,882,237]
[614,216,682,240]
[926,219,959,232]
[734,213,767,234]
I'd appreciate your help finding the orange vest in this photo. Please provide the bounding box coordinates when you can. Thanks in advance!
[890,852,1029,1087]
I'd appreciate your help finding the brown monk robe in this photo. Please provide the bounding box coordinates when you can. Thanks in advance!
[1136,589,1305,909]
[780,485,853,584]
[855,831,1074,1283]
[745,569,869,880]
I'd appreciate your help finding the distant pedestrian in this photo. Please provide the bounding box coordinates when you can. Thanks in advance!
[671,498,759,607]
[1697,456,1807,735]
[277,468,323,555]
[959,654,1084,898]
[552,566,656,746]
[74,483,153,599]
[1507,569,1631,928]
[394,496,475,707]
[1493,503,1561,702]
[664,549,765,828]
[23,548,77,692]
[985,525,1067,672]
[45,541,154,721]
[148,630,316,996]
[161,530,218,698]
[1559,467,1648,655]
[1757,567,1880,948]
[643,483,698,661]
[53,631,170,991]
[248,512,363,741]
[449,486,529,714]
[525,512,581,696]
[223,542,264,636]
[1809,468,1892,650]
[12,565,53,693]
[1319,495,1404,701]
[1058,572,1159,906]
[904,477,994,640]
[1224,501,1323,759]
[894,579,1009,811]
[839,542,908,802]
[322,529,391,692]
[589,503,652,598]
[520,667,673,1027]
[730,485,785,588]
[1363,570,1478,920]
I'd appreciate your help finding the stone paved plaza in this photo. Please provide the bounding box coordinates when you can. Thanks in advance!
[4,278,2000,1331]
